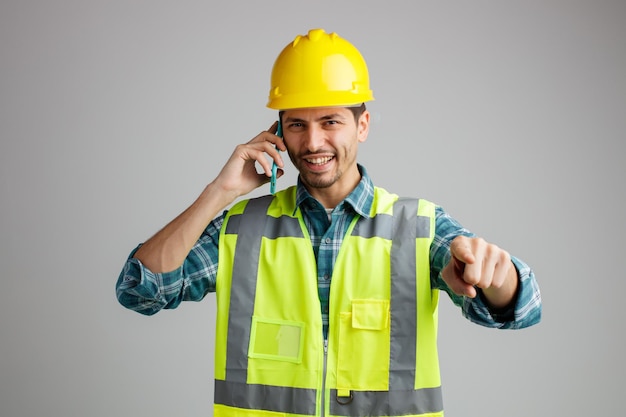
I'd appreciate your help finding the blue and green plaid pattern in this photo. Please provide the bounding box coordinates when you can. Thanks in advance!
[117,165,541,335]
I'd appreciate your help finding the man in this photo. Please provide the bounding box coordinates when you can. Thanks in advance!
[117,28,541,417]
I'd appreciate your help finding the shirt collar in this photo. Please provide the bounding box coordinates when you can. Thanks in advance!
[294,164,374,218]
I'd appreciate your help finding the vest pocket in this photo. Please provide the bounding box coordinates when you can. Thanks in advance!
[337,299,390,391]
[248,316,305,364]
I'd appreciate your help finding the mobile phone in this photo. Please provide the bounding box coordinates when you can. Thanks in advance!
[270,121,282,195]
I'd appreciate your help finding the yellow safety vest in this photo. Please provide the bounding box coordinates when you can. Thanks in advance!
[214,186,443,417]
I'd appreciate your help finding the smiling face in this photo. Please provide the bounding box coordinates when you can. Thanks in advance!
[281,106,370,207]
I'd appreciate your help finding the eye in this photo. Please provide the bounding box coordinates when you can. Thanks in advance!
[323,120,342,128]
[285,123,305,132]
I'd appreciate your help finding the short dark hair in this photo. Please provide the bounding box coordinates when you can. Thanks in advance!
[278,103,367,125]
[347,103,367,123]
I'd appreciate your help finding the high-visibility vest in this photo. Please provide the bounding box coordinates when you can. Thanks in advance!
[214,186,443,417]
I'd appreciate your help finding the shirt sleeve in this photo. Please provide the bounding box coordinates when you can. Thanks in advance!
[431,206,542,329]
[115,212,226,315]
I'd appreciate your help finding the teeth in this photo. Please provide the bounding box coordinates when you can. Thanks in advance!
[306,156,333,164]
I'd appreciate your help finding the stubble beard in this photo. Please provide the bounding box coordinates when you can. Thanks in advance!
[300,168,343,189]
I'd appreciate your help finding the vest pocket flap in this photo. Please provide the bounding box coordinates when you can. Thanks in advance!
[351,299,390,330]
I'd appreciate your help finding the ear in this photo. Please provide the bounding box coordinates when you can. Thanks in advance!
[357,110,370,143]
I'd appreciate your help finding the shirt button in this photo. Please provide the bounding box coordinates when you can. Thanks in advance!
[324,237,331,244]
[324,274,330,280]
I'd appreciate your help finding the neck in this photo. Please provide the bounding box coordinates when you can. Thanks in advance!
[304,168,361,209]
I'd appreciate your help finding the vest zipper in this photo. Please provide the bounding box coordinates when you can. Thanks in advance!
[321,338,328,417]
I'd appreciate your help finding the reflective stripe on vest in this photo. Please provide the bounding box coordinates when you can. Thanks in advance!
[215,190,443,417]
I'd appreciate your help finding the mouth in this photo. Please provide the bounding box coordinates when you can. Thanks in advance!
[304,156,334,166]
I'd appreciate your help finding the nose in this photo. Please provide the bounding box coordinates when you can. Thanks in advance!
[302,124,326,151]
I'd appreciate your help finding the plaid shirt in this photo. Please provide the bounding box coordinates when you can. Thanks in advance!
[117,165,542,335]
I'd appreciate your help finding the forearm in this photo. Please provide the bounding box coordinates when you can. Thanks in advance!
[134,181,236,273]
[116,217,223,315]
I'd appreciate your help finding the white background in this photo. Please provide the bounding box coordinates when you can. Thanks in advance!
[1,1,624,416]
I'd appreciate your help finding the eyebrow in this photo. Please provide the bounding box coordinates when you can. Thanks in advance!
[284,113,347,123]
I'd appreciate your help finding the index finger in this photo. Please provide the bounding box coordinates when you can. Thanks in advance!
[450,236,476,264]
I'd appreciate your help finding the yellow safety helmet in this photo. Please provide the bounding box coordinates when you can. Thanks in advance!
[267,28,374,110]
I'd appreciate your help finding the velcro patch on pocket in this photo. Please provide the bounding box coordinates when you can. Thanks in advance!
[351,299,390,330]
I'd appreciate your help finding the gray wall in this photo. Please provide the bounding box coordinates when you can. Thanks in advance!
[1,1,624,416]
